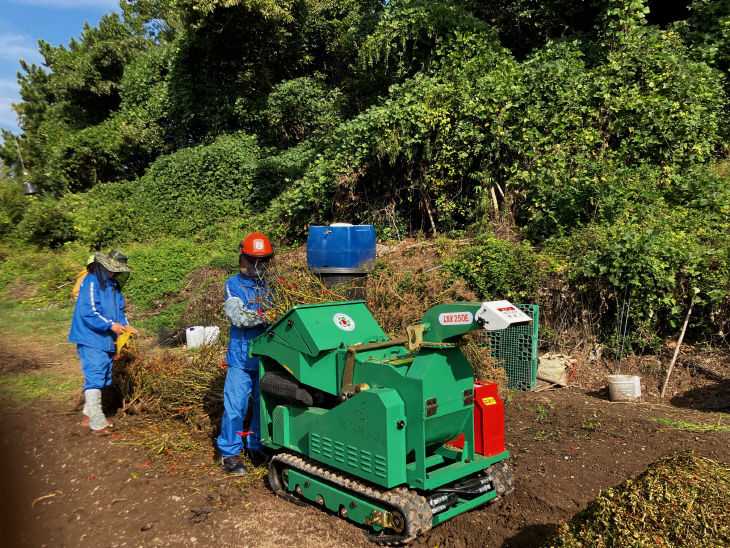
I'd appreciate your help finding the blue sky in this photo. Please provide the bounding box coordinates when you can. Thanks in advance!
[0,0,119,133]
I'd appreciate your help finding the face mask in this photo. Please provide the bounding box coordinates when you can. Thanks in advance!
[98,266,114,281]
[240,257,270,278]
[241,264,263,278]
[116,272,129,289]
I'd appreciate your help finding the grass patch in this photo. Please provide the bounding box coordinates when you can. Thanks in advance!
[650,418,730,433]
[0,242,89,305]
[0,301,73,340]
[0,231,242,332]
[0,370,78,403]
[137,301,187,332]
[0,300,80,404]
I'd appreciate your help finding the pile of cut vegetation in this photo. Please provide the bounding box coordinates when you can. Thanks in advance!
[549,451,729,547]
[113,344,227,430]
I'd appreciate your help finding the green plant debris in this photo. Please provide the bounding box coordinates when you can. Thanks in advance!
[536,404,548,422]
[547,451,730,547]
[651,418,730,433]
[581,416,601,431]
[533,430,555,441]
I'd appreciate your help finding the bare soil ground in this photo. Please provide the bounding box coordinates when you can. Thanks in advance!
[1,337,728,548]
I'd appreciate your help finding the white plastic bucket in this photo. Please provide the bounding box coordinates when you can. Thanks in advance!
[185,326,205,348]
[204,326,220,345]
[608,374,641,402]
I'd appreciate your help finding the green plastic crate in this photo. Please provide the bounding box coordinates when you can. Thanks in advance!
[482,304,539,391]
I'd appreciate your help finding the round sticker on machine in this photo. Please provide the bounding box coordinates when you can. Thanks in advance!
[333,313,356,331]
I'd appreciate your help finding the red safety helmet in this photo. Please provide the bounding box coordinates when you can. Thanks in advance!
[238,233,274,259]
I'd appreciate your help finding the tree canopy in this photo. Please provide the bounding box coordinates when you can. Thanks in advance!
[1,0,729,344]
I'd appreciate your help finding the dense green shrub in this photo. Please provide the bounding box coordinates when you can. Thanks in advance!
[0,179,25,236]
[267,31,521,237]
[359,0,491,79]
[264,77,342,145]
[43,115,165,193]
[595,29,725,166]
[511,18,727,236]
[141,132,260,203]
[2,0,730,345]
[558,187,730,344]
[0,243,88,304]
[118,44,170,147]
[72,133,263,246]
[68,182,135,248]
[16,198,77,248]
[680,0,730,77]
[443,235,548,301]
[270,5,727,242]
[123,238,204,311]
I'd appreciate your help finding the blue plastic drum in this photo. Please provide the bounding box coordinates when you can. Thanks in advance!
[307,224,376,275]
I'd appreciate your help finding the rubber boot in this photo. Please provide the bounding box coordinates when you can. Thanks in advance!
[83,389,109,431]
[81,394,90,426]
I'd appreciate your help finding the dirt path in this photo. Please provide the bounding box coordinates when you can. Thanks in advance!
[1,346,728,547]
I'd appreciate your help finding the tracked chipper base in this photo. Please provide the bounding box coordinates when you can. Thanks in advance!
[269,452,513,544]
[251,301,527,542]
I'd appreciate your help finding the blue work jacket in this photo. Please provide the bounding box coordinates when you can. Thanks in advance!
[69,271,127,353]
[224,273,269,370]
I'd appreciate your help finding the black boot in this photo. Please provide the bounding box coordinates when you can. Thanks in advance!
[221,455,247,475]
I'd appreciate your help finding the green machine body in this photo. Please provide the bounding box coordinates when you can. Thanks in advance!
[250,300,531,542]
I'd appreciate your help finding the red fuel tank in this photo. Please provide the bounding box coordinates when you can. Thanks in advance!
[449,381,505,457]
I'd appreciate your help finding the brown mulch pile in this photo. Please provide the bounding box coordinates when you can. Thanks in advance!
[547,451,730,547]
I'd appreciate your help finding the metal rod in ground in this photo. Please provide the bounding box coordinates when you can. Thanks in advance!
[615,294,626,363]
[615,290,630,374]
[618,294,630,373]
[660,302,694,399]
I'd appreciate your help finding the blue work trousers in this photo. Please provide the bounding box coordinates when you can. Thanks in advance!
[217,367,262,457]
[77,345,115,391]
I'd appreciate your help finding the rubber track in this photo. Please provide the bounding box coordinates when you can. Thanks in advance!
[489,460,514,498]
[270,452,432,544]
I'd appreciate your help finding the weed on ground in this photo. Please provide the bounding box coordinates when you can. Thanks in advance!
[650,417,730,433]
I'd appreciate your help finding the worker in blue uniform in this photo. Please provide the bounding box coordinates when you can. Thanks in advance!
[69,251,137,436]
[218,232,274,475]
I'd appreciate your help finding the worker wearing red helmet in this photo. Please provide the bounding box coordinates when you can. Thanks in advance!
[218,233,274,475]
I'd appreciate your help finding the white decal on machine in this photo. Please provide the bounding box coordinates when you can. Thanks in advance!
[438,312,473,326]
[333,313,356,331]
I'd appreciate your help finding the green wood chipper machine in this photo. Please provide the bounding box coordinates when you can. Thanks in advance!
[249,300,531,543]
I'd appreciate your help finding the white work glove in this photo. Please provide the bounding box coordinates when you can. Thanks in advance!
[225,297,268,328]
